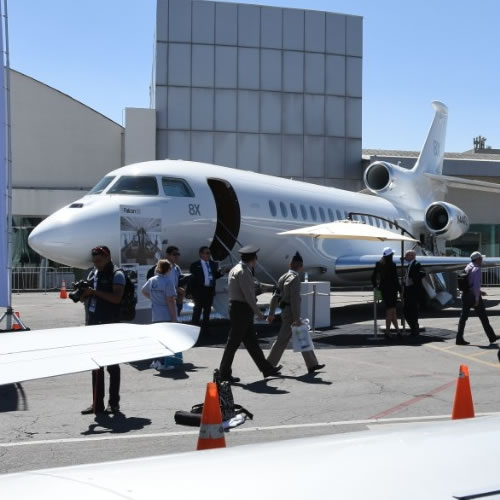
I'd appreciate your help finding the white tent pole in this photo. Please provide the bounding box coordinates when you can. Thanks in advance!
[4,0,11,314]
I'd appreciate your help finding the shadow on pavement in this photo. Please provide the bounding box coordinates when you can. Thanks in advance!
[153,363,207,380]
[0,383,28,412]
[280,373,333,385]
[234,379,289,395]
[312,328,455,349]
[82,412,152,435]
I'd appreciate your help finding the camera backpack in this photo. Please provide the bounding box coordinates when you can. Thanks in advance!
[457,272,470,293]
[116,269,137,321]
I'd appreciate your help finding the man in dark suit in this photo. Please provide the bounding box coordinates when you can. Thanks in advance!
[403,250,425,336]
[189,246,224,332]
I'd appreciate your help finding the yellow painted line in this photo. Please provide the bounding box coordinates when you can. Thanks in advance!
[426,344,500,369]
[468,349,500,358]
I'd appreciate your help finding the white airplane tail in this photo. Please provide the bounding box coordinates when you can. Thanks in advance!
[411,101,448,176]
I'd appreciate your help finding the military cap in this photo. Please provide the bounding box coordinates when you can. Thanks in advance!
[291,251,303,264]
[238,245,260,255]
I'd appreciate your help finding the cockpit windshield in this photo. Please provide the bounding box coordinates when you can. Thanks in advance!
[88,176,115,194]
[107,176,159,196]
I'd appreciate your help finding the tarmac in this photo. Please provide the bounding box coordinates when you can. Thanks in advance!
[1,289,500,474]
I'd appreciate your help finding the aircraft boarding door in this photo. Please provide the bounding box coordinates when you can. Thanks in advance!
[207,178,241,261]
[207,178,241,319]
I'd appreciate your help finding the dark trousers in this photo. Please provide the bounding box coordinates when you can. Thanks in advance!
[403,287,420,333]
[192,287,215,329]
[92,365,120,412]
[219,302,273,378]
[458,293,496,342]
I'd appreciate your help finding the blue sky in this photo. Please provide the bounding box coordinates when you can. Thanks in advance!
[8,0,500,152]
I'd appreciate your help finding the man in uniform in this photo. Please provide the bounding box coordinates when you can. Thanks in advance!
[267,252,325,374]
[219,246,281,383]
[402,250,425,336]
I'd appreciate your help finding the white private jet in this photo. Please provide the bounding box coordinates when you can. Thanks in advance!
[28,101,500,291]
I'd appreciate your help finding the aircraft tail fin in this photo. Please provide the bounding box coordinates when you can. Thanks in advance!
[412,101,448,176]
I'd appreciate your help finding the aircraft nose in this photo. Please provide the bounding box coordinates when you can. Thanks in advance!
[29,202,118,268]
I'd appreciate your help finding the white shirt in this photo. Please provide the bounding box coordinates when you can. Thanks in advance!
[405,260,414,287]
[201,260,213,287]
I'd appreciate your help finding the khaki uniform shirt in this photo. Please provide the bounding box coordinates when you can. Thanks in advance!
[228,262,260,315]
[269,270,301,322]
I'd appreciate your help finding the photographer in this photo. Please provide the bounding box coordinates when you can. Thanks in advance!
[80,246,125,415]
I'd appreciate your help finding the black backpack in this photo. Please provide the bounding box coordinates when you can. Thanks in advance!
[115,268,137,321]
[457,272,470,293]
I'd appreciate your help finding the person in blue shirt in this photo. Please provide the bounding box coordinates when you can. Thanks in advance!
[142,260,177,323]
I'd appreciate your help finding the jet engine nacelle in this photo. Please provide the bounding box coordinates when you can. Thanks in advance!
[424,201,469,241]
[363,161,395,193]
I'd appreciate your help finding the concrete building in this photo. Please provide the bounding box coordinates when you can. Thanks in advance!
[10,70,155,266]
[154,0,363,190]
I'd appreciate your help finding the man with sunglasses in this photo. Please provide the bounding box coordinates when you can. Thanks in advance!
[80,245,125,415]
[188,246,224,334]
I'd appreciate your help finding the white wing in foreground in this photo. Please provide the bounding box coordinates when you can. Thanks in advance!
[1,416,500,499]
[0,323,199,386]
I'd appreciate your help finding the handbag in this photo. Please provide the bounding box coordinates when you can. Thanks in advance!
[292,321,314,352]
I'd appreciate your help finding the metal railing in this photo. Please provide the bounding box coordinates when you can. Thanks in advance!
[482,268,500,286]
[12,267,76,293]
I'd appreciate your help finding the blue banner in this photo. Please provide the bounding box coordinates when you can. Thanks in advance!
[0,4,9,308]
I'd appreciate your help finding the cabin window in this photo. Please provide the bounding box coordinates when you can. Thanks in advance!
[367,216,374,226]
[290,203,298,219]
[269,200,277,217]
[344,210,349,220]
[361,215,367,224]
[108,176,159,196]
[280,201,288,218]
[88,176,115,194]
[162,177,195,197]
[300,204,308,220]
[319,207,326,222]
[336,209,342,220]
[375,218,380,228]
[328,208,334,221]
[310,206,317,221]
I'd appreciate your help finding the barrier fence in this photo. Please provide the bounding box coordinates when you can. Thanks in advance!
[481,268,500,286]
[12,267,76,293]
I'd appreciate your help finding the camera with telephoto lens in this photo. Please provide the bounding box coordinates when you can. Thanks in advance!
[68,280,93,303]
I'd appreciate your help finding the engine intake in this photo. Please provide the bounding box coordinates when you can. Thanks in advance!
[364,162,393,193]
[424,202,469,241]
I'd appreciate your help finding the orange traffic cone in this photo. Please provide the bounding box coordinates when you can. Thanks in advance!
[196,382,226,451]
[451,364,475,420]
[12,311,21,330]
[60,280,68,299]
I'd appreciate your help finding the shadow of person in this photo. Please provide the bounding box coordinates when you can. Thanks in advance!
[81,412,152,436]
[234,379,289,395]
[280,374,333,386]
[0,383,28,412]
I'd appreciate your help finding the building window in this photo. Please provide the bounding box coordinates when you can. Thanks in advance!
[328,208,334,221]
[290,203,298,219]
[300,204,308,220]
[280,201,288,218]
[310,206,317,221]
[319,207,326,222]
[269,200,277,217]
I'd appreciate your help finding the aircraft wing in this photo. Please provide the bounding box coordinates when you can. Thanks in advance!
[335,255,500,276]
[1,416,500,499]
[0,322,199,386]
[426,173,500,193]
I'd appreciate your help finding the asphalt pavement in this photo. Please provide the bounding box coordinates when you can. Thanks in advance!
[1,290,500,473]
